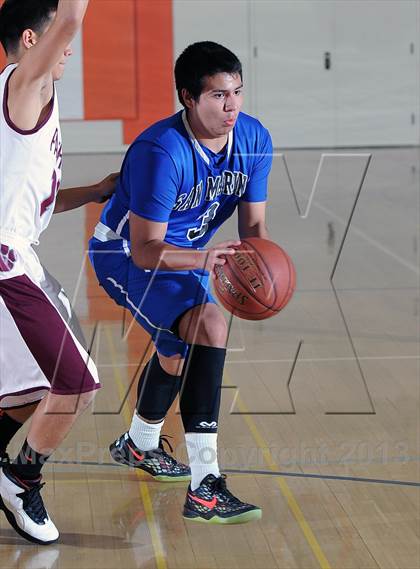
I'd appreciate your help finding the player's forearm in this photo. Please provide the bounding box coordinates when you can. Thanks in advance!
[133,241,207,271]
[237,201,269,240]
[239,222,270,240]
[54,185,99,213]
[56,0,90,27]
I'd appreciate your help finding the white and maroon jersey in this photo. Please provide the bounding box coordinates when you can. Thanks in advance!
[0,63,62,280]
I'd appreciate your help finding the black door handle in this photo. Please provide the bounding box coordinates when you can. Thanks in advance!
[324,51,331,70]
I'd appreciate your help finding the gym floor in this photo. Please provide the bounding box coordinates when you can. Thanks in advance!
[1,147,419,569]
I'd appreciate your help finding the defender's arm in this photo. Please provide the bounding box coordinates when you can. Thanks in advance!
[8,1,89,130]
[54,173,119,214]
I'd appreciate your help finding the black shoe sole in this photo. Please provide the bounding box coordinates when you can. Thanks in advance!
[0,497,59,545]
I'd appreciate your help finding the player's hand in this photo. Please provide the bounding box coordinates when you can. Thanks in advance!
[94,172,119,203]
[203,240,241,272]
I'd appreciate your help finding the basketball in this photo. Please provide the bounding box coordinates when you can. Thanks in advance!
[213,237,296,320]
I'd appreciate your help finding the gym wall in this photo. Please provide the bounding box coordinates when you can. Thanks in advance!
[0,0,419,151]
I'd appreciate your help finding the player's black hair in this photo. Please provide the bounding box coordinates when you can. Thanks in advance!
[175,41,242,107]
[0,0,58,56]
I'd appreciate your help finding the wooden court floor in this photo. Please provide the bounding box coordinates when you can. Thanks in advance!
[1,148,419,568]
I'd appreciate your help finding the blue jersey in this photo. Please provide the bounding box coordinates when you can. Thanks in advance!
[99,110,273,249]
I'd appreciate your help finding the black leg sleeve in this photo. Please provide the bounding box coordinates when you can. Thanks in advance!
[136,353,181,421]
[179,345,226,433]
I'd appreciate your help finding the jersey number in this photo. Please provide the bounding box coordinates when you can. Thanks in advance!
[40,169,60,217]
[187,202,219,241]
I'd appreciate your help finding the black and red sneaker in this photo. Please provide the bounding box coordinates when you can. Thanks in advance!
[183,474,262,524]
[109,432,191,482]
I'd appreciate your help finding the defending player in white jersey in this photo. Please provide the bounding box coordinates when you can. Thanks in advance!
[0,0,117,545]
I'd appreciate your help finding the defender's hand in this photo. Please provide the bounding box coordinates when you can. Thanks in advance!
[94,173,119,203]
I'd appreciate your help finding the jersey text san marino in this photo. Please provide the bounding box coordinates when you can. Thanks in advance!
[95,110,272,250]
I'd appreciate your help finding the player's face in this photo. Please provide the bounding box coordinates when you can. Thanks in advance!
[52,43,73,81]
[189,72,244,138]
[35,12,73,81]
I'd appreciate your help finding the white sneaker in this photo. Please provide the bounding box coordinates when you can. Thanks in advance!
[0,468,59,545]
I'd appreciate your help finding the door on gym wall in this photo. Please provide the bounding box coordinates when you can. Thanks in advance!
[253,0,419,148]
[333,0,419,147]
[253,0,335,148]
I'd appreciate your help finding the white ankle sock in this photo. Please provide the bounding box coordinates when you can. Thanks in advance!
[128,413,164,451]
[185,432,220,490]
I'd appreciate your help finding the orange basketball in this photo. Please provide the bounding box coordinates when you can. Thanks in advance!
[213,237,296,320]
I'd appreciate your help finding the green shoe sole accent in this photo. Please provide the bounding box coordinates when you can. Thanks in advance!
[154,474,191,483]
[183,508,262,525]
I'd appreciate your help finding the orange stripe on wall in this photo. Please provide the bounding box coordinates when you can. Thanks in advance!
[82,0,174,142]
[83,0,137,120]
[123,0,174,144]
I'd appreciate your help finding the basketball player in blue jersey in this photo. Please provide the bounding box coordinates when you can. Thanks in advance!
[90,41,273,524]
[0,0,117,544]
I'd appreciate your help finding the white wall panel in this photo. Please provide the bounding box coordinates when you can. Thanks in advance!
[61,121,125,154]
[253,1,335,147]
[56,30,84,120]
[54,1,420,150]
[333,0,419,146]
[252,0,419,148]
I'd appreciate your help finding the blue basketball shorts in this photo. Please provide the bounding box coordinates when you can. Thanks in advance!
[88,238,217,358]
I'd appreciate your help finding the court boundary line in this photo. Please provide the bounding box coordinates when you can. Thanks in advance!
[94,354,420,367]
[226,355,420,363]
[47,460,420,488]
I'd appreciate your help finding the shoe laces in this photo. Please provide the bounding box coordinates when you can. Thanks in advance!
[20,481,48,523]
[155,436,177,464]
[154,435,188,469]
[211,475,241,504]
[158,435,174,453]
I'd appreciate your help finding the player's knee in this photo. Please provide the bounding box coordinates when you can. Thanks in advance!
[76,388,98,411]
[192,305,228,347]
[45,388,98,414]
[205,315,227,347]
[157,353,185,376]
[64,388,98,415]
